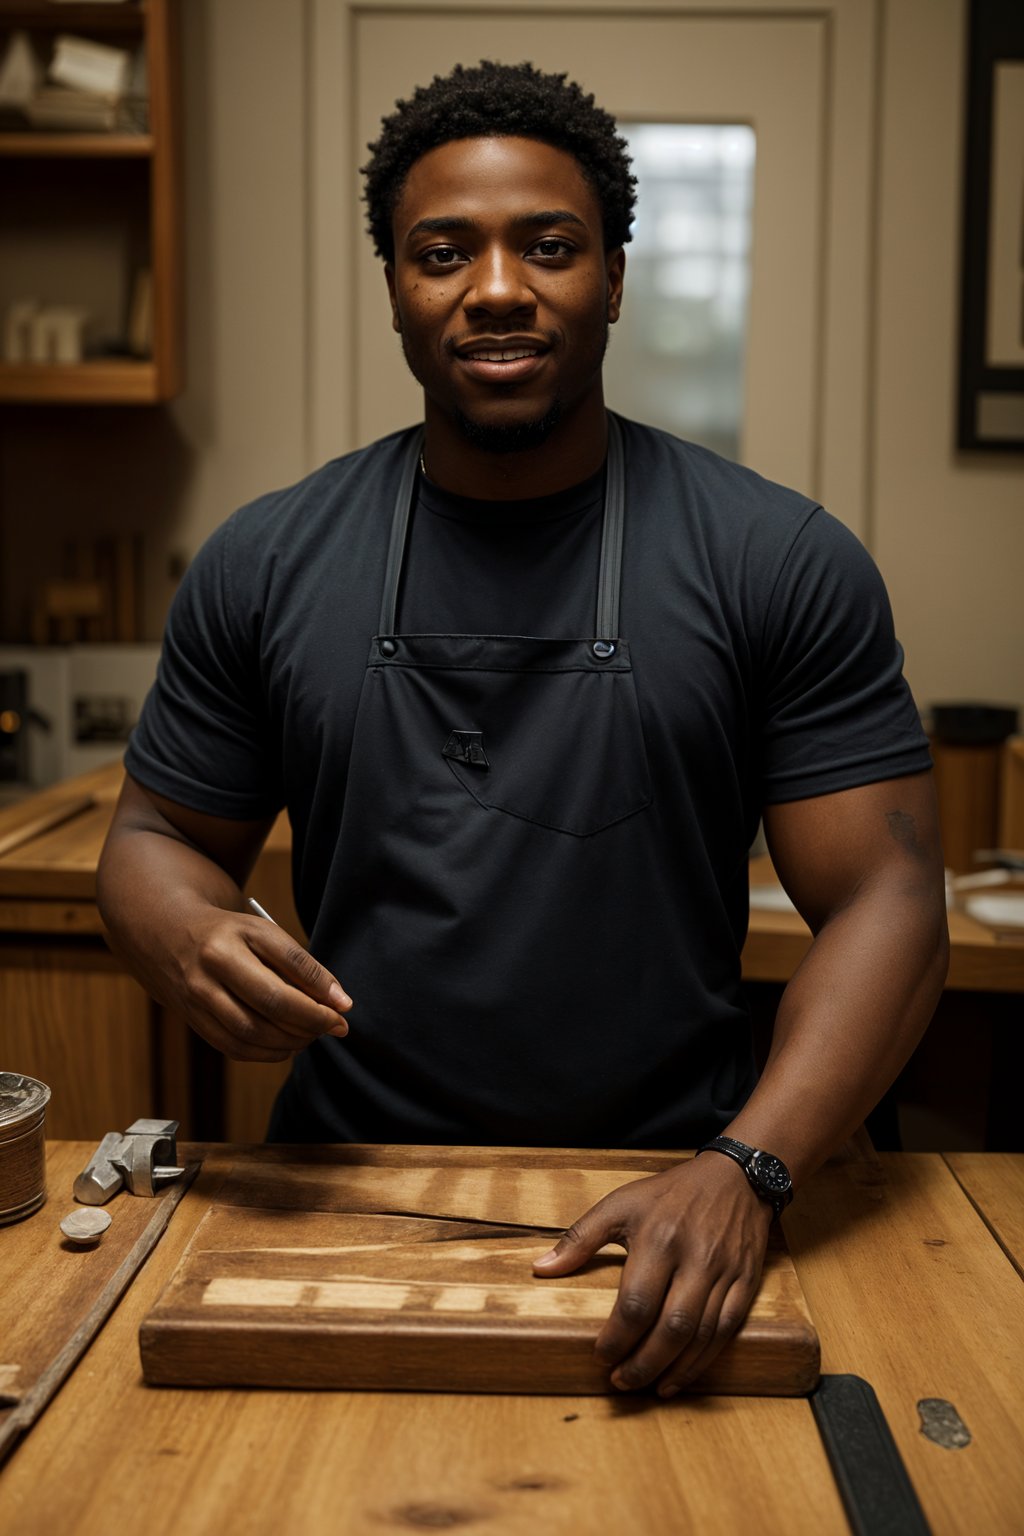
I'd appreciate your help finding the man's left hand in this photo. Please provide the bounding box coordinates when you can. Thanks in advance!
[532,1153,773,1396]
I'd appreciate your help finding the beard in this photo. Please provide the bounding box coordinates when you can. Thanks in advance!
[452,398,564,454]
[397,315,611,455]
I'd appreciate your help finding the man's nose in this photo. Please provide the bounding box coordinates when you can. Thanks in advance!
[464,248,536,314]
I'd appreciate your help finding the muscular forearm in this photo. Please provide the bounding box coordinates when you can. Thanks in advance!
[96,777,350,1060]
[97,820,251,1008]
[726,873,949,1184]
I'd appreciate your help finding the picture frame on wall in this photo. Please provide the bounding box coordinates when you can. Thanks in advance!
[957,0,1024,451]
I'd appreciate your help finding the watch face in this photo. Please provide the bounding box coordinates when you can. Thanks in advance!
[752,1153,792,1194]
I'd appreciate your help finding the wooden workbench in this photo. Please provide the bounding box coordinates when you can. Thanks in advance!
[0,1143,1021,1534]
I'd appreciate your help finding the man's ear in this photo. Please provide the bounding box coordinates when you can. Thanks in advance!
[384,263,402,333]
[607,247,625,325]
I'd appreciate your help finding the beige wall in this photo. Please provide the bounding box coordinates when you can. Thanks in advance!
[170,0,310,560]
[2,0,1021,716]
[872,0,1022,710]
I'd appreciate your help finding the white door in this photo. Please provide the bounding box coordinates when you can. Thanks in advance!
[310,1,876,531]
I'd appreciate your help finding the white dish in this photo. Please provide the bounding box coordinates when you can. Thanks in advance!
[748,885,797,913]
[964,893,1024,929]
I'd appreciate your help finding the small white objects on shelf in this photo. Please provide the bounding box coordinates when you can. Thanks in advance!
[0,31,42,112]
[3,301,40,363]
[3,301,93,364]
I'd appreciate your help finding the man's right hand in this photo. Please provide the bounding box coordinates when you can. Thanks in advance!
[170,906,352,1062]
[97,774,352,1062]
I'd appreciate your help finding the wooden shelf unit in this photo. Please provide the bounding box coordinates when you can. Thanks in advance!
[0,131,154,157]
[0,0,182,404]
[0,357,157,403]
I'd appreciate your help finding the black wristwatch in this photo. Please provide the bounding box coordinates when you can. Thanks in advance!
[696,1135,794,1217]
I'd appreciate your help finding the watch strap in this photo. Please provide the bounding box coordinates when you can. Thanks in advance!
[696,1135,794,1216]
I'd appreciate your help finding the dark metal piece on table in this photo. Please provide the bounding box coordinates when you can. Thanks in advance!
[811,1375,931,1536]
[917,1398,971,1450]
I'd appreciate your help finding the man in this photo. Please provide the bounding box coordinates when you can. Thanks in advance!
[98,61,948,1399]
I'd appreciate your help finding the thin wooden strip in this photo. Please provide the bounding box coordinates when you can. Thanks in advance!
[0,796,94,861]
[0,1162,199,1467]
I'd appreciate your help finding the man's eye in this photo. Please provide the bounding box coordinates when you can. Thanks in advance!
[422,246,464,266]
[531,238,573,259]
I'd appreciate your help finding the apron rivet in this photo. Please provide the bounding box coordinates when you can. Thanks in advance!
[380,638,398,658]
[593,639,616,660]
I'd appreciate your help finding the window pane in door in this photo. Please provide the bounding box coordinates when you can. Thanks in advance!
[604,124,756,462]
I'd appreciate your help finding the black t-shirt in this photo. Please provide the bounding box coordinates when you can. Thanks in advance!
[126,417,931,1147]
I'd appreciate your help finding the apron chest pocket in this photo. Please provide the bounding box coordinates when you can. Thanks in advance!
[392,638,652,838]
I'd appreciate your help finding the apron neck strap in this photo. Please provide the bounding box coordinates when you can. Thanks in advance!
[595,412,624,645]
[377,414,626,643]
[378,427,424,637]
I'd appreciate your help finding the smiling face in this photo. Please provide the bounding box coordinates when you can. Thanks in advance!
[385,135,625,494]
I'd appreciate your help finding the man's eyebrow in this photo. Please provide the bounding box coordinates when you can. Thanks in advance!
[512,210,587,231]
[405,210,588,241]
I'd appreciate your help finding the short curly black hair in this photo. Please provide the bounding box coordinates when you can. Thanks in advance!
[361,60,636,263]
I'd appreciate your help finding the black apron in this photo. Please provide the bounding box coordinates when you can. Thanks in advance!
[271,415,751,1146]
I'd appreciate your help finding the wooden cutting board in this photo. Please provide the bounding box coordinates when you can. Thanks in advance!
[140,1147,820,1396]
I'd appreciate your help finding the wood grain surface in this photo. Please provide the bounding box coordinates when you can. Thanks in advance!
[139,1149,820,1395]
[944,1151,1024,1278]
[0,1144,196,1465]
[2,1145,1021,1535]
[784,1151,1024,1536]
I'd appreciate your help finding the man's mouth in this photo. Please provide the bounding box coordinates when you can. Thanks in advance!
[461,346,541,362]
[452,337,551,383]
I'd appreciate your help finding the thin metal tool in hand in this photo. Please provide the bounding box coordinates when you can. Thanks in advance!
[247,895,350,1033]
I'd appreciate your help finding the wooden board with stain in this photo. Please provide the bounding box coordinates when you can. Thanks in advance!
[140,1147,820,1396]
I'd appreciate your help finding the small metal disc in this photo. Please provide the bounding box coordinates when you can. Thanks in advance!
[60,1207,112,1244]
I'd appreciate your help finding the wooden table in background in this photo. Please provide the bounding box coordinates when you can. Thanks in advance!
[0,1143,1021,1535]
[746,855,1024,993]
[0,763,299,1142]
[746,855,1024,1152]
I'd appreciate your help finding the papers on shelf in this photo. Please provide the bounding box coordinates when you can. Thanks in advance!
[50,33,130,99]
[0,29,147,134]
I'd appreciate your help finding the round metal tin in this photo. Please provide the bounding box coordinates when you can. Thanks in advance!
[0,1071,52,1224]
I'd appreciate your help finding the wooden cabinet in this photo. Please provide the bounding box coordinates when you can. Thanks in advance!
[0,763,291,1142]
[0,0,182,403]
[1001,736,1024,852]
